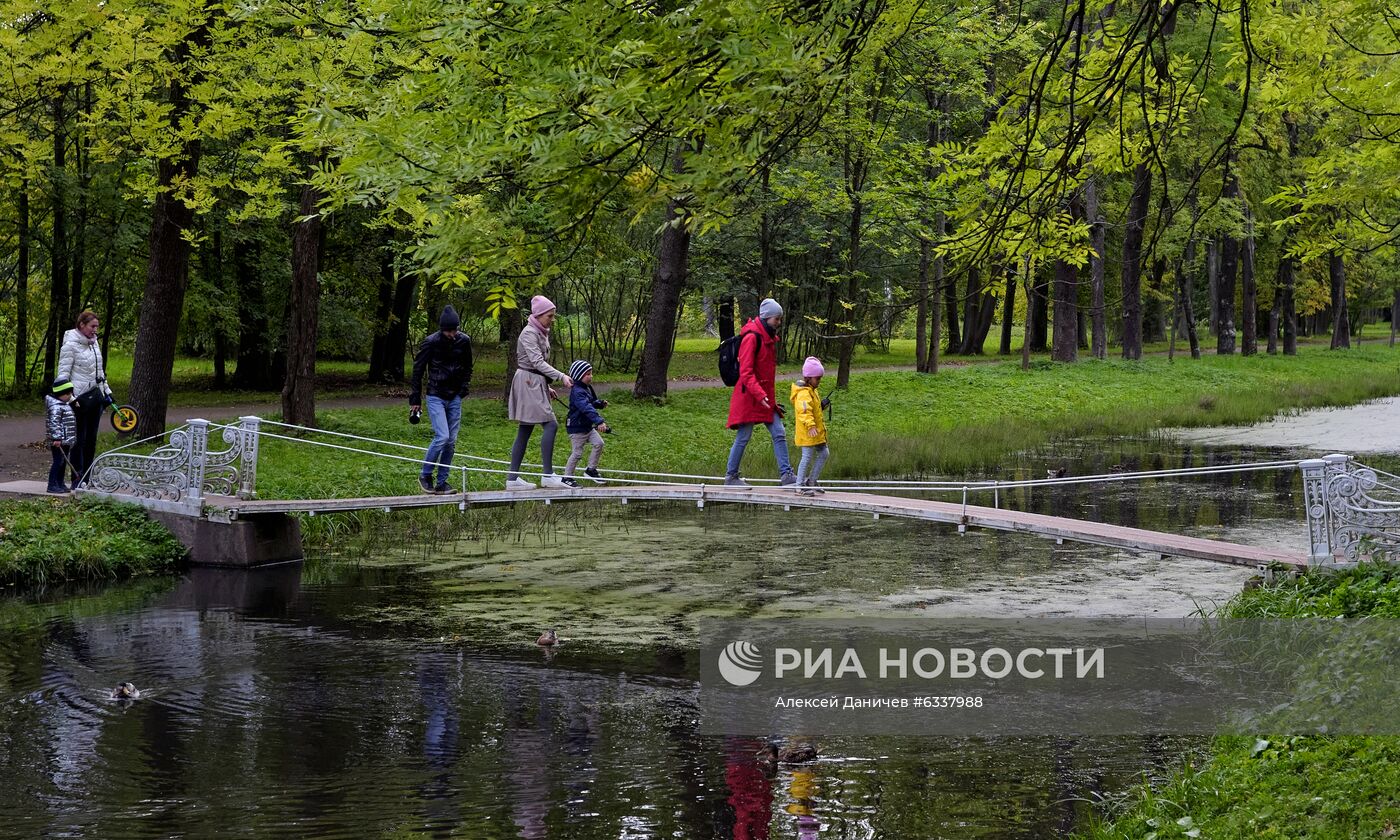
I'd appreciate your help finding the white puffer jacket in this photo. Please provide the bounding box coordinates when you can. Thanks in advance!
[57,329,112,399]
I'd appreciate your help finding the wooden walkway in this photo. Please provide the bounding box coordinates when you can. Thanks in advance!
[204,484,1308,569]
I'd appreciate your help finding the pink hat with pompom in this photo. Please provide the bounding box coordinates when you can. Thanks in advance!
[802,356,824,378]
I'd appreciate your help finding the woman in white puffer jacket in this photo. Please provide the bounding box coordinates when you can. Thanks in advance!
[56,310,112,486]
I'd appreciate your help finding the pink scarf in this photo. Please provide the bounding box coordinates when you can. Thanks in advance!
[528,314,551,335]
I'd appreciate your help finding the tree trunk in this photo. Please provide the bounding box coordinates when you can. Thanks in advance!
[1280,253,1298,355]
[1120,162,1150,360]
[231,238,275,389]
[367,248,395,383]
[1329,251,1350,349]
[1282,120,1302,356]
[972,288,997,353]
[1147,258,1169,344]
[1000,266,1016,355]
[12,186,29,394]
[942,249,960,353]
[1028,268,1049,352]
[69,82,92,321]
[958,266,980,355]
[210,231,227,388]
[916,235,931,370]
[282,176,323,427]
[383,264,416,383]
[128,20,209,439]
[717,296,735,342]
[1021,263,1034,370]
[1240,207,1257,356]
[213,332,227,387]
[926,211,946,371]
[1217,161,1239,355]
[45,91,69,384]
[1391,288,1398,348]
[1206,239,1219,336]
[1178,251,1201,360]
[1085,177,1107,359]
[1051,257,1078,362]
[634,147,692,398]
[836,174,865,387]
[1267,285,1280,355]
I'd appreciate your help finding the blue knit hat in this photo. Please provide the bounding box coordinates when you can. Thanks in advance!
[51,378,74,395]
[569,360,593,382]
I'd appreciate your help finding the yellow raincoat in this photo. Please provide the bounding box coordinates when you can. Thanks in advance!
[789,380,827,447]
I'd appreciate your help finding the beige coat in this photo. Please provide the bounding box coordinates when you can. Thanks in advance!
[508,321,564,424]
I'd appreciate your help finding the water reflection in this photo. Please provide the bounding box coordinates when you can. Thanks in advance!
[1,438,1358,839]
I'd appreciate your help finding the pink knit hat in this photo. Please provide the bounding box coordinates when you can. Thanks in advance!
[802,356,824,378]
[530,295,556,317]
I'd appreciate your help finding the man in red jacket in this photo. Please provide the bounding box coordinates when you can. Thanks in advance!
[724,298,797,488]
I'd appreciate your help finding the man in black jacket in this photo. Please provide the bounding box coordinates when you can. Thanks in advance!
[410,306,473,493]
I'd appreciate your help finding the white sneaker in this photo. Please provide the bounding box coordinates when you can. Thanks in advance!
[506,478,535,491]
[540,475,567,489]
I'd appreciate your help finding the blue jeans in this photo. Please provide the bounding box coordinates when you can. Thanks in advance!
[422,395,461,485]
[797,443,829,486]
[726,417,793,478]
[49,445,71,490]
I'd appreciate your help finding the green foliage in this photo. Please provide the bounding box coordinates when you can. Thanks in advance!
[1225,563,1400,619]
[0,498,184,585]
[1080,565,1400,839]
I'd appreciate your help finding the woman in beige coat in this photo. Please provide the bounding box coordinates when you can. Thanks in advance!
[506,296,574,490]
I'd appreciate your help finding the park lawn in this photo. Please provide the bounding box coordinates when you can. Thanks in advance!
[237,343,1400,502]
[1079,563,1400,840]
[2,328,1354,418]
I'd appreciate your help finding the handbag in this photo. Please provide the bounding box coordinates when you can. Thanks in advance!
[76,387,107,413]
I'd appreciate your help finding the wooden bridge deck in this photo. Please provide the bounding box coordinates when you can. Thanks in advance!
[206,484,1309,569]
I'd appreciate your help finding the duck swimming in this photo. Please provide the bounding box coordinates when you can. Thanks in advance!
[111,682,140,700]
[536,629,559,647]
[755,742,819,770]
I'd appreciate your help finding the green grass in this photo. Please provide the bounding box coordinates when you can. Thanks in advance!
[216,343,1400,506]
[0,498,185,586]
[1078,564,1400,839]
[2,329,1353,418]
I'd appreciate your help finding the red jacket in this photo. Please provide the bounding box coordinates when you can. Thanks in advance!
[726,318,779,428]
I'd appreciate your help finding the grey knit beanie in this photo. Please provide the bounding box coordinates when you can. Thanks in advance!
[758,298,783,320]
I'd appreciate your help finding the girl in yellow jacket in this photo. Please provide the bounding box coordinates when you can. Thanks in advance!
[789,357,829,496]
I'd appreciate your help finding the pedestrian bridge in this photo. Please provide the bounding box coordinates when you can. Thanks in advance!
[70,416,1400,570]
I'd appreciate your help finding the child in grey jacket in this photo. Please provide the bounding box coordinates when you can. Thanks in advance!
[45,379,77,493]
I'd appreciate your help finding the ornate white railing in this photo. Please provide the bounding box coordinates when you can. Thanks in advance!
[84,416,261,514]
[1300,454,1400,566]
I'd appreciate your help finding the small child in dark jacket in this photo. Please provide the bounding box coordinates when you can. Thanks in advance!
[564,360,609,485]
[45,379,78,493]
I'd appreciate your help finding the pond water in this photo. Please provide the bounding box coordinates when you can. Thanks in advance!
[1,435,1377,839]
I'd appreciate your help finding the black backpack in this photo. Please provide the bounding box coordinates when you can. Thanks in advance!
[717,331,760,387]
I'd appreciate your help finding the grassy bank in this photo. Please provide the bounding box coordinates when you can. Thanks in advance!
[1080,563,1400,839]
[238,344,1400,504]
[0,498,185,586]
